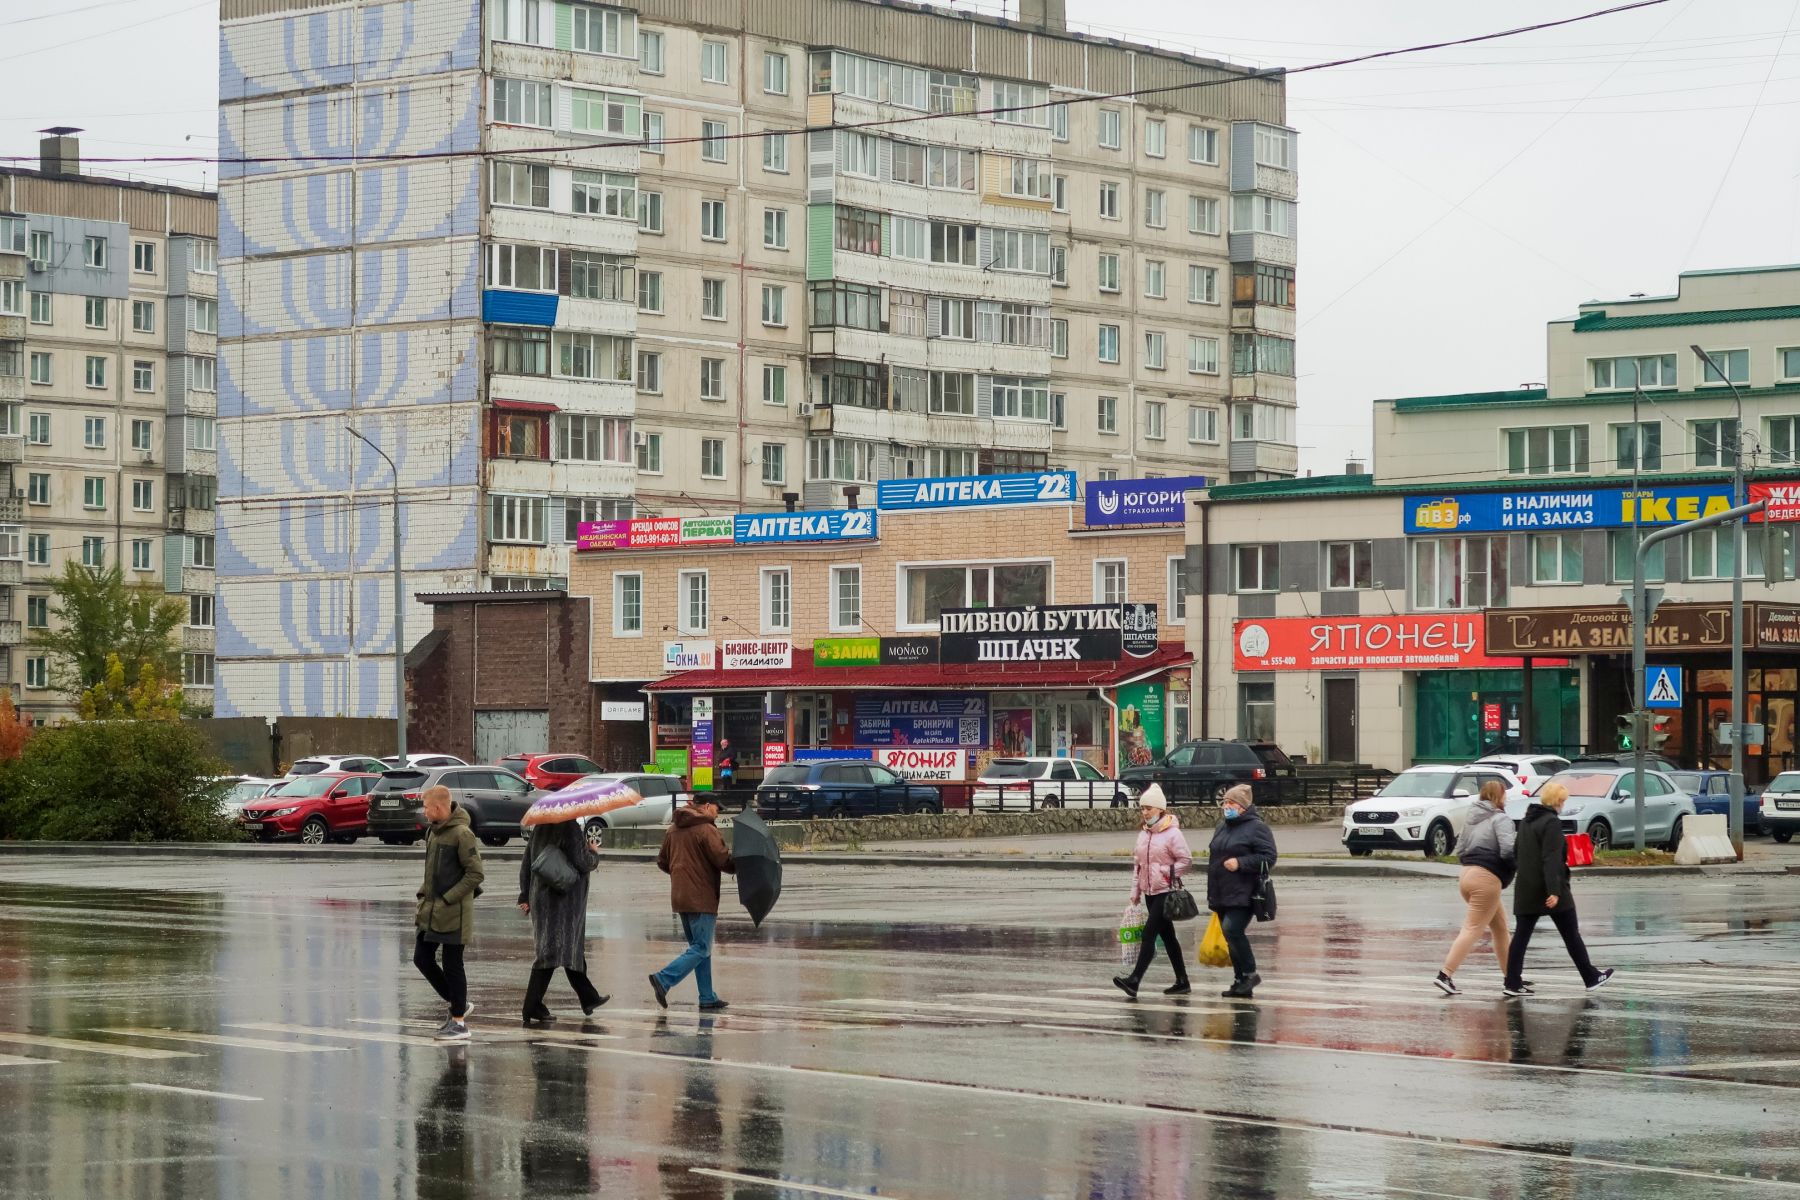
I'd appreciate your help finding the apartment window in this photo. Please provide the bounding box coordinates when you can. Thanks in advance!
[133,241,156,273]
[927,370,974,415]
[83,416,105,449]
[131,419,153,451]
[700,199,726,241]
[492,77,553,126]
[1502,426,1589,477]
[1231,194,1297,238]
[26,474,48,505]
[764,50,790,94]
[571,2,633,54]
[888,140,925,187]
[1608,530,1666,584]
[636,431,663,472]
[991,228,1049,274]
[763,208,788,250]
[184,654,216,688]
[29,353,49,386]
[85,297,106,330]
[927,220,973,264]
[1051,175,1068,213]
[1189,125,1219,164]
[1144,118,1166,158]
[679,570,709,633]
[1144,399,1167,439]
[903,561,1049,625]
[926,146,977,190]
[1688,527,1766,581]
[1254,125,1294,169]
[26,597,46,629]
[762,133,788,173]
[85,356,106,389]
[1051,391,1066,431]
[568,253,629,302]
[1144,332,1166,371]
[1049,101,1069,141]
[638,190,664,233]
[1097,108,1122,149]
[131,540,152,571]
[638,29,664,72]
[26,414,49,446]
[1697,347,1751,388]
[489,494,549,544]
[1095,560,1127,604]
[1188,404,1219,444]
[24,658,46,690]
[1410,536,1509,611]
[761,284,786,327]
[1050,318,1068,359]
[1145,189,1166,229]
[1097,252,1120,293]
[1184,197,1220,239]
[1001,158,1052,203]
[1315,540,1372,592]
[494,410,543,459]
[1097,325,1119,364]
[1168,558,1189,620]
[1235,544,1278,593]
[1769,415,1800,464]
[1098,395,1118,435]
[81,536,105,567]
[763,364,787,407]
[1188,336,1220,375]
[491,0,550,43]
[992,80,1049,127]
[635,271,662,314]
[1591,353,1676,391]
[131,300,155,333]
[191,298,218,334]
[992,377,1049,422]
[555,414,630,463]
[27,534,48,565]
[1693,418,1739,468]
[757,568,792,633]
[1098,181,1120,220]
[641,111,665,154]
[1528,532,1583,585]
[84,235,107,269]
[760,442,786,486]
[700,358,725,402]
[699,437,726,480]
[830,566,861,631]
[29,292,50,324]
[490,326,550,376]
[1612,421,1661,471]
[700,119,728,163]
[701,277,726,320]
[701,39,729,84]
[192,240,217,273]
[556,332,630,382]
[571,170,638,218]
[0,218,23,254]
[491,161,550,208]
[132,478,154,512]
[186,595,215,634]
[887,216,926,262]
[614,573,643,635]
[807,436,879,482]
[487,244,556,293]
[1144,260,1166,299]
[1783,348,1800,381]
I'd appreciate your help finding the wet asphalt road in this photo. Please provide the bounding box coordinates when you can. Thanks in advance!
[0,857,1795,1198]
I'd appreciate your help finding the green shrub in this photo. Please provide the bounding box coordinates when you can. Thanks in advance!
[1,720,236,842]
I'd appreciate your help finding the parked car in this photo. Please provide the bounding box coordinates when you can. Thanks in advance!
[286,754,388,778]
[495,753,604,792]
[1569,750,1682,774]
[1342,764,1523,859]
[575,772,688,850]
[972,757,1127,809]
[1510,768,1696,852]
[1470,754,1571,795]
[1757,771,1800,843]
[1669,770,1765,836]
[381,753,468,769]
[1120,739,1297,804]
[367,765,539,847]
[755,761,941,820]
[215,776,281,818]
[240,772,381,844]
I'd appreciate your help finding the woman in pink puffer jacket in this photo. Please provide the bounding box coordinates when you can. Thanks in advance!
[1113,784,1193,997]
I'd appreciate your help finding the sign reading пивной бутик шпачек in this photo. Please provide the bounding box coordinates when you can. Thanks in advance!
[938,604,1158,663]
[1405,482,1800,534]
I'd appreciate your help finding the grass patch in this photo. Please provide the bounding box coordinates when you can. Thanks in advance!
[1586,848,1676,867]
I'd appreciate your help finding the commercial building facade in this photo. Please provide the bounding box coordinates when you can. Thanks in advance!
[217,0,1295,719]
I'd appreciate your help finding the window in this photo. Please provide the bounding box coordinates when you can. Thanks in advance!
[132,478,154,511]
[1693,418,1739,468]
[992,377,1049,422]
[83,416,105,449]
[491,0,550,43]
[1187,404,1219,443]
[131,419,152,451]
[184,654,216,688]
[991,79,1048,126]
[926,146,976,190]
[1145,189,1166,229]
[679,570,709,633]
[887,140,925,187]
[84,235,106,269]
[635,271,663,314]
[928,370,974,415]
[29,353,49,386]
[556,332,630,381]
[1320,541,1373,591]
[571,2,633,54]
[807,436,878,482]
[1051,175,1068,213]
[81,536,105,567]
[26,414,48,446]
[762,364,787,406]
[760,442,786,486]
[1503,425,1589,475]
[1187,264,1222,305]
[764,50,789,94]
[491,161,549,209]
[1144,332,1166,371]
[1003,158,1052,201]
[1144,260,1166,299]
[192,240,217,273]
[927,220,973,265]
[26,597,46,628]
[1233,263,1296,308]
[555,414,630,463]
[84,297,106,330]
[1254,125,1294,169]
[487,243,556,293]
[1688,526,1770,580]
[27,534,48,565]
[191,298,218,334]
[133,241,156,273]
[1231,194,1297,237]
[188,594,214,628]
[831,566,861,631]
[1050,318,1068,359]
[1612,421,1661,471]
[638,28,664,72]
[1144,118,1166,158]
[1097,325,1119,364]
[636,431,662,472]
[990,228,1049,274]
[1097,108,1122,149]
[85,356,107,389]
[763,207,788,250]
[701,119,728,163]
[1097,252,1121,293]
[1591,354,1676,391]
[1529,533,1583,585]
[1188,125,1219,164]
[568,253,630,302]
[903,561,1049,625]
[613,572,643,635]
[26,473,48,505]
[700,199,726,242]
[1769,415,1800,464]
[700,437,726,479]
[571,170,637,219]
[1187,336,1220,376]
[1051,391,1066,431]
[1099,181,1120,220]
[1048,99,1069,140]
[1230,332,1296,377]
[1232,401,1295,445]
[1783,348,1800,381]
[489,494,549,544]
[494,411,543,459]
[638,190,663,233]
[0,217,23,254]
[761,284,786,326]
[700,358,725,402]
[1697,348,1749,386]
[641,111,665,154]
[1095,560,1127,604]
[701,277,726,320]
[1144,399,1166,439]
[490,326,550,376]
[24,658,46,690]
[492,77,553,126]
[760,568,792,632]
[1168,557,1189,620]
[1239,680,1274,741]
[1608,529,1666,583]
[1235,544,1278,593]
[1410,536,1509,611]
[3,279,27,317]
[762,132,788,173]
[29,292,50,324]
[701,39,729,84]
[1098,395,1117,434]
[131,300,155,334]
[131,540,152,571]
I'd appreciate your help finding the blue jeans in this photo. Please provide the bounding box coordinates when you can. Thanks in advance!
[654,913,718,1004]
[1218,906,1257,978]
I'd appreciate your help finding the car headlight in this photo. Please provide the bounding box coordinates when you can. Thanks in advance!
[1400,805,1426,818]
[1562,803,1583,817]
[271,807,300,817]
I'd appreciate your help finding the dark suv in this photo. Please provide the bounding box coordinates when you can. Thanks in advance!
[367,765,539,847]
[755,761,942,820]
[1120,740,1296,804]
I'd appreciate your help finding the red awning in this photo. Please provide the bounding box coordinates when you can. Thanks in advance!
[493,397,560,413]
[643,643,1192,692]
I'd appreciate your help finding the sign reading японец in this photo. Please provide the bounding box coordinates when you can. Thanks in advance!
[1233,614,1555,671]
[1404,482,1800,535]
[939,603,1158,663]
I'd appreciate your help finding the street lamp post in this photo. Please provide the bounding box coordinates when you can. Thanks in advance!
[1690,345,1746,856]
[347,426,405,761]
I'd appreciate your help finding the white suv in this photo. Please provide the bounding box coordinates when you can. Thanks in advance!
[1470,754,1570,796]
[1343,764,1522,859]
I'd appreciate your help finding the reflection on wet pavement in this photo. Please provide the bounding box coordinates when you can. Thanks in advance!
[0,862,1795,1197]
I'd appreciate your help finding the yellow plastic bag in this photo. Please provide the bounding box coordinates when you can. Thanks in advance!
[1197,912,1232,969]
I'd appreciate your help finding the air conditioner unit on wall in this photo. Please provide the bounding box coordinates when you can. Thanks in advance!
[26,260,46,273]
[632,430,649,448]
[798,402,816,417]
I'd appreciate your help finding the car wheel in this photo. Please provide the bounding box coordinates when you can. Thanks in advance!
[585,818,607,853]
[480,833,510,848]
[825,805,848,820]
[1424,821,1453,859]
[299,817,329,846]
[1664,816,1686,853]
[1112,793,1128,808]
[1774,830,1794,844]
[1347,846,1374,858]
[379,836,405,846]
[1586,820,1613,854]
[914,800,941,815]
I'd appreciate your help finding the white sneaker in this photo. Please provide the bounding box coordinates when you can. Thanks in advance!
[434,1018,470,1043]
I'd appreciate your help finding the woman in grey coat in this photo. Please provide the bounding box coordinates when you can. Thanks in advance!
[517,820,608,1025]
[1434,779,1516,996]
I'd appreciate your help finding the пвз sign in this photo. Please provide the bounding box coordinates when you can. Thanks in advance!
[876,470,1076,512]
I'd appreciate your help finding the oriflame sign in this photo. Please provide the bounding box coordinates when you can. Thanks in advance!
[875,747,964,780]
[1233,615,1534,671]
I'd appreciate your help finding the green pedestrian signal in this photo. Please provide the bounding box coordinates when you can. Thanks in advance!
[1616,712,1635,750]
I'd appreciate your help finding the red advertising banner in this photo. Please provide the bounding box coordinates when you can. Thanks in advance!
[762,742,789,769]
[1750,482,1800,523]
[1233,615,1563,671]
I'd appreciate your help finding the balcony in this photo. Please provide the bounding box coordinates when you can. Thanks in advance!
[1228,437,1299,479]
[491,41,637,92]
[0,559,21,586]
[1229,304,1297,338]
[1226,231,1296,268]
[810,404,929,447]
[556,297,635,338]
[0,316,22,341]
[0,376,20,402]
[0,254,23,281]
[169,506,217,535]
[182,269,218,299]
[0,498,22,523]
[488,206,636,258]
[0,620,22,647]
[486,124,638,174]
[182,567,214,595]
[182,685,214,708]
[171,447,218,476]
[181,626,215,652]
[489,373,633,419]
[487,456,635,497]
[0,436,20,464]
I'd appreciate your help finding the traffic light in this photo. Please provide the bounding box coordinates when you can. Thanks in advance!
[1646,714,1671,753]
[1616,712,1636,751]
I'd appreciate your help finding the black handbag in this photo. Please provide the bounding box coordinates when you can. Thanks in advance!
[1163,869,1201,922]
[1252,863,1277,923]
[531,843,579,893]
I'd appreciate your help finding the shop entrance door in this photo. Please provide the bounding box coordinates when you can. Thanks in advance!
[1324,678,1357,763]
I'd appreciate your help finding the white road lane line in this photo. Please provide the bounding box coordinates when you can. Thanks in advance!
[98,1029,347,1054]
[354,1019,624,1044]
[971,990,1342,1013]
[0,1033,194,1060]
[690,1167,905,1197]
[130,1082,262,1103]
[227,1022,517,1048]
[1644,1058,1800,1074]
[0,1053,55,1068]
[548,1042,1800,1190]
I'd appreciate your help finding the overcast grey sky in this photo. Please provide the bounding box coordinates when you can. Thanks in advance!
[5,0,1797,474]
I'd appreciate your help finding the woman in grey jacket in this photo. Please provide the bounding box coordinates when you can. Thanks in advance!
[1434,780,1516,996]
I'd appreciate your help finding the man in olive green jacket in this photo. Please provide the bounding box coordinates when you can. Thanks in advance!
[415,785,485,1042]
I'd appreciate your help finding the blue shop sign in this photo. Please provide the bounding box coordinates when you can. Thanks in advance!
[1085,475,1207,526]
[876,470,1077,512]
[1404,484,1740,535]
[734,508,877,544]
[852,693,989,747]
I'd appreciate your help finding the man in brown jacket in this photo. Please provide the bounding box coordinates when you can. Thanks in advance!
[649,798,735,1011]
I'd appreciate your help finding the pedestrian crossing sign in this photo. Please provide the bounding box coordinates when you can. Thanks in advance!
[1646,665,1682,709]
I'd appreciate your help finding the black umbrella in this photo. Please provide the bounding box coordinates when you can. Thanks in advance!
[730,810,782,928]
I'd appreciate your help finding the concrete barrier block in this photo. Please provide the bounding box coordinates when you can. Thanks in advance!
[1675,813,1736,865]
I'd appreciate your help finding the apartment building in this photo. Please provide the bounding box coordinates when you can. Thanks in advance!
[216,0,1295,719]
[1193,264,1800,777]
[0,135,218,720]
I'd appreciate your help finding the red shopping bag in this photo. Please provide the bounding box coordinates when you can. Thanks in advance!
[1565,833,1595,867]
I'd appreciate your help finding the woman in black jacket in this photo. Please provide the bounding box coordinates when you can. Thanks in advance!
[517,819,609,1025]
[1206,784,1278,998]
[1503,781,1614,998]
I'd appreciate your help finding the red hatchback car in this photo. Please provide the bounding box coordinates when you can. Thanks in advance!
[496,753,602,792]
[239,772,381,844]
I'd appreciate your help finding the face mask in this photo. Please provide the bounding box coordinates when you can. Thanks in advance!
[1222,807,1243,821]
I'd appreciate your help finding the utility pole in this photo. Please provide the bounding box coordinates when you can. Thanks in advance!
[1691,346,1747,855]
[347,426,405,761]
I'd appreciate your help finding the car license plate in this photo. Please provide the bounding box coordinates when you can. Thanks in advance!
[1779,800,1800,811]
[243,822,263,831]
[380,797,399,807]
[1353,828,1380,836]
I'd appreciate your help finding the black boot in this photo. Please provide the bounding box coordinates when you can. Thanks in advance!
[1111,975,1140,999]
[1163,979,1191,995]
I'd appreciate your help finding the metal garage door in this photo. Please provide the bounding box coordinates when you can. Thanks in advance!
[475,710,549,764]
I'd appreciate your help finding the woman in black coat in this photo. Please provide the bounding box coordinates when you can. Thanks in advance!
[1206,784,1278,998]
[517,820,608,1025]
[1503,781,1613,998]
